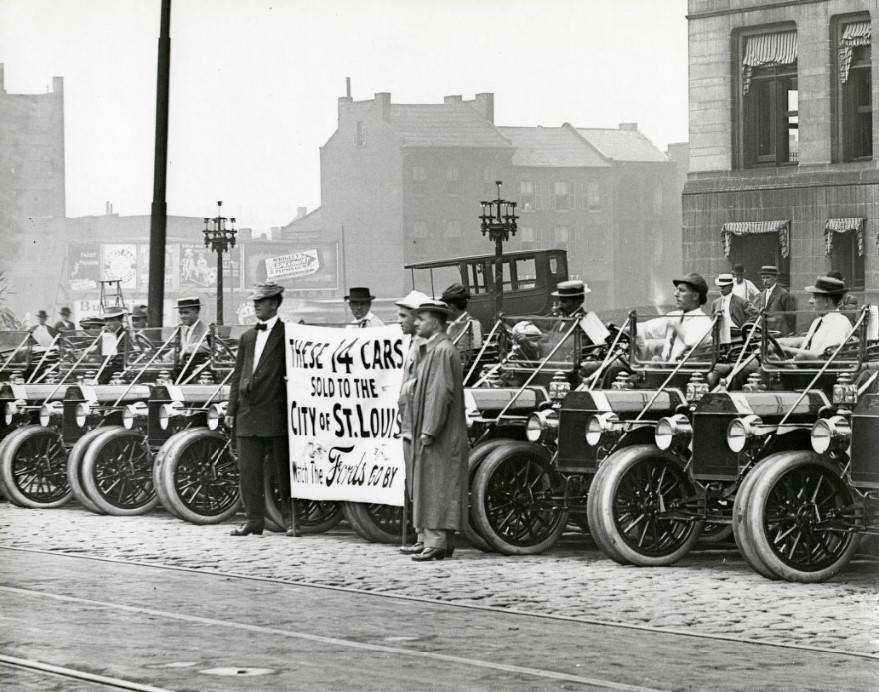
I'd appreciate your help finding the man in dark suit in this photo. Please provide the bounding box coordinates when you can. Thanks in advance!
[711,273,758,344]
[224,282,293,536]
[757,265,797,335]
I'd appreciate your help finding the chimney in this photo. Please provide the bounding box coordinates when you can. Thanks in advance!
[374,92,391,120]
[345,76,351,98]
[296,207,307,219]
[444,94,463,105]
[52,76,63,95]
[0,64,5,94]
[619,122,638,131]
[473,92,494,123]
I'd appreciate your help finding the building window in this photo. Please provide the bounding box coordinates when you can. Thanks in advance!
[826,218,866,290]
[586,182,601,210]
[519,226,534,249]
[554,182,570,210]
[837,18,872,162]
[739,29,798,167]
[446,166,461,195]
[412,166,427,195]
[554,225,569,248]
[355,121,367,147]
[519,181,534,211]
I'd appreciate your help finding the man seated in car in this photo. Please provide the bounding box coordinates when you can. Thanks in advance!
[777,275,853,360]
[638,273,713,361]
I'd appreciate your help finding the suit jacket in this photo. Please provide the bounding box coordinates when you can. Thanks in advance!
[758,285,797,335]
[228,320,287,436]
[711,294,758,329]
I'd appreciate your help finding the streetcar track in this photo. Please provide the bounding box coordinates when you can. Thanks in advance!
[1,584,656,691]
[3,545,878,664]
[0,654,171,691]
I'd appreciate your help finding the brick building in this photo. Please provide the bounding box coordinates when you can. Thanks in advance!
[320,92,684,312]
[684,0,877,307]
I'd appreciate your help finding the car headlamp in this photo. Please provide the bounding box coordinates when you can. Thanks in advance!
[206,402,228,431]
[810,416,851,455]
[122,402,149,430]
[158,401,185,431]
[75,401,97,428]
[726,414,765,454]
[655,413,692,451]
[39,401,63,427]
[585,412,621,448]
[525,409,559,443]
[4,399,25,426]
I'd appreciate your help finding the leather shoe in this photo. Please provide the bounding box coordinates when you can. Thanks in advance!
[399,542,424,555]
[230,524,263,536]
[286,527,301,537]
[411,546,448,562]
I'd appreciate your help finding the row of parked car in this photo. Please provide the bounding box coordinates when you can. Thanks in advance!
[0,305,876,583]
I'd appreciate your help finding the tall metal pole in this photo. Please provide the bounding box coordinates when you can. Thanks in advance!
[148,0,172,328]
[216,240,224,325]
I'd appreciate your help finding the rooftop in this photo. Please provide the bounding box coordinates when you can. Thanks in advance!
[498,126,608,167]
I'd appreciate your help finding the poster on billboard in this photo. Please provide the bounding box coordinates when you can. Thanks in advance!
[101,244,138,290]
[244,242,338,292]
[68,244,101,292]
[138,243,180,292]
[286,323,407,505]
[178,243,240,290]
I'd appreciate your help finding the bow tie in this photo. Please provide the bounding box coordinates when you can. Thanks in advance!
[254,323,268,332]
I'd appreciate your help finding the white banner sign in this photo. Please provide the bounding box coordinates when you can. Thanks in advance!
[266,249,320,281]
[286,323,409,505]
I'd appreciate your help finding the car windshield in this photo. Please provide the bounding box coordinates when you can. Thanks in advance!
[763,308,862,369]
[631,312,716,366]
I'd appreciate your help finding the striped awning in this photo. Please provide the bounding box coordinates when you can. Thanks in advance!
[743,31,797,94]
[721,220,790,258]
[839,21,871,83]
[824,218,865,256]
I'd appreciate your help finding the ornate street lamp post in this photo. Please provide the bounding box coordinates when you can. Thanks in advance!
[202,201,237,326]
[479,181,518,318]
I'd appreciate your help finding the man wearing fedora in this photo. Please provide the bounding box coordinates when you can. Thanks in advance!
[53,307,77,334]
[778,275,853,360]
[131,304,149,331]
[711,273,758,344]
[29,310,58,348]
[225,282,294,537]
[345,287,384,328]
[98,305,133,383]
[441,283,482,369]
[638,273,712,361]
[404,299,469,561]
[731,263,760,305]
[757,265,797,335]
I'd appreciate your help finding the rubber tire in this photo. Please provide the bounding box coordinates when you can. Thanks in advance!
[0,425,71,508]
[743,451,859,583]
[67,427,115,514]
[263,465,344,534]
[698,522,734,544]
[461,439,511,552]
[591,444,701,566]
[155,428,240,524]
[343,501,412,544]
[471,440,567,555]
[152,432,185,520]
[80,427,158,516]
[731,465,779,580]
[586,460,629,565]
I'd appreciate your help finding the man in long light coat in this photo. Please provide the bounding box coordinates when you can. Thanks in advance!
[408,299,469,561]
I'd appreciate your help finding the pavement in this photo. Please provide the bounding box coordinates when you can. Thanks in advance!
[0,501,877,658]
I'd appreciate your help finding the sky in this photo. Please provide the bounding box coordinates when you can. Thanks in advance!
[0,0,689,232]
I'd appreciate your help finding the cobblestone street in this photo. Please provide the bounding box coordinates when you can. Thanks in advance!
[1,502,876,658]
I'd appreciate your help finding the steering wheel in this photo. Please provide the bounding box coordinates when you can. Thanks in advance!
[737,321,787,360]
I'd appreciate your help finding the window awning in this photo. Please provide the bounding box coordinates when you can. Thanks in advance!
[721,220,790,258]
[824,218,865,256]
[743,31,797,94]
[839,21,871,83]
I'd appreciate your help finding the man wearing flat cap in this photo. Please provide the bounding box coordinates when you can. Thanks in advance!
[394,289,431,512]
[225,282,294,537]
[441,283,482,369]
[345,286,384,328]
[405,299,469,562]
[778,275,853,360]
[711,273,758,344]
[757,265,797,335]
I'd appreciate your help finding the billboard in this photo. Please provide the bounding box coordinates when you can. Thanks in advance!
[244,241,338,292]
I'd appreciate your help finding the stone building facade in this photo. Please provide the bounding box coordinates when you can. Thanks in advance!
[685,0,877,306]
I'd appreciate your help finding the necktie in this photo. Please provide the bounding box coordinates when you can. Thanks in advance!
[359,320,367,328]
[255,322,267,332]
[803,317,823,350]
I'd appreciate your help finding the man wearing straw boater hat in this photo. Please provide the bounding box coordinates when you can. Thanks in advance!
[404,299,468,562]
[778,275,853,360]
[711,273,758,343]
[176,296,208,356]
[225,282,296,536]
[552,280,590,318]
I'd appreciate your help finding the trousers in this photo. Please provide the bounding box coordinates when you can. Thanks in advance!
[236,435,290,528]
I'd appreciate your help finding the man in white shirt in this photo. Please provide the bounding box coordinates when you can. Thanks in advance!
[345,286,385,328]
[177,297,208,355]
[656,273,713,361]
[779,275,853,360]
[29,310,57,348]
[731,263,760,305]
